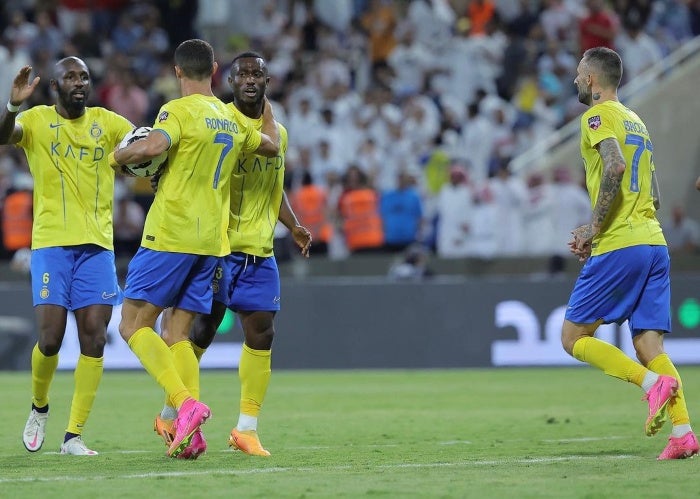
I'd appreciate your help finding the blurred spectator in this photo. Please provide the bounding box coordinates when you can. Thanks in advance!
[466,0,497,37]
[487,163,527,256]
[664,205,700,253]
[522,172,557,257]
[337,165,384,253]
[380,168,424,253]
[540,0,579,42]
[615,18,663,83]
[467,183,499,259]
[435,164,474,258]
[0,36,31,105]
[29,9,64,61]
[103,67,149,126]
[548,166,591,274]
[387,243,433,281]
[3,9,37,56]
[290,171,333,255]
[359,0,398,78]
[1,174,33,255]
[579,0,619,54]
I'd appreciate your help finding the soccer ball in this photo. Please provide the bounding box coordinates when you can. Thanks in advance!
[118,126,167,177]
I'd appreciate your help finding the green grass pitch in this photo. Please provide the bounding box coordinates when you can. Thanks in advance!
[1,367,698,498]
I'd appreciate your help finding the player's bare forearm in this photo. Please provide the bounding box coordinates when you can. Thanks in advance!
[278,192,299,230]
[591,138,626,231]
[114,133,168,165]
[0,111,18,144]
[696,175,700,191]
[279,192,311,257]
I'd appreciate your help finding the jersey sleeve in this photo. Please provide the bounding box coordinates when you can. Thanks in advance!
[239,116,263,154]
[15,108,34,149]
[151,103,181,148]
[581,107,616,148]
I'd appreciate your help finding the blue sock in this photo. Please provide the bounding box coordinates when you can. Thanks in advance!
[32,403,49,413]
[64,432,79,443]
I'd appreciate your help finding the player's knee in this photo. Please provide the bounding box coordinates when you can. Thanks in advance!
[38,336,62,357]
[80,332,106,356]
[190,316,218,349]
[560,327,578,356]
[245,326,274,350]
[118,321,133,342]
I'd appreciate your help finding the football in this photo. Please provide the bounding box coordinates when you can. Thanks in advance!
[118,126,167,177]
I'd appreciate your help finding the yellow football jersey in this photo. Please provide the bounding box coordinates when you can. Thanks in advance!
[143,94,262,256]
[579,100,666,255]
[227,104,287,257]
[15,105,133,250]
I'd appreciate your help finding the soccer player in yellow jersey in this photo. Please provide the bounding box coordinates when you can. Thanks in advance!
[562,47,697,460]
[110,40,281,459]
[0,58,133,455]
[154,52,312,457]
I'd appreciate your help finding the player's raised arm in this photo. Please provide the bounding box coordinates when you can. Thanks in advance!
[254,96,280,158]
[0,66,40,144]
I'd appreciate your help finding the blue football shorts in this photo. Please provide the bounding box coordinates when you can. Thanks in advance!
[214,252,280,312]
[124,247,218,314]
[30,245,121,310]
[565,245,671,335]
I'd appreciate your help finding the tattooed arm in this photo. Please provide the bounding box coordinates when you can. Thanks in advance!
[571,138,626,259]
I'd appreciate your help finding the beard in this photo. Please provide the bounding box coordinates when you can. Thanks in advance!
[577,85,592,106]
[57,89,88,115]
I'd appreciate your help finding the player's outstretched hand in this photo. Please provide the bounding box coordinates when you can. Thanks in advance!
[11,66,40,106]
[291,225,312,258]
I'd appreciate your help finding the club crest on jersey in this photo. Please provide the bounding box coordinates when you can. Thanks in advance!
[158,111,169,123]
[588,115,601,130]
[89,122,103,139]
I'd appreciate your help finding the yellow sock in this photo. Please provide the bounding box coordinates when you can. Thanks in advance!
[66,354,103,435]
[191,342,206,362]
[572,336,648,386]
[239,344,271,417]
[647,353,690,426]
[128,327,190,408]
[171,340,200,400]
[163,343,206,410]
[31,343,58,408]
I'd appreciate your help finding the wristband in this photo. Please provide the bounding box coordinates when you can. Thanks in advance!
[6,101,20,113]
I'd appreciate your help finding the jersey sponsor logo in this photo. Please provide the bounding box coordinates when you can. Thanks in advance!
[101,291,117,299]
[49,123,63,129]
[273,296,281,304]
[145,234,155,241]
[588,115,601,130]
[50,142,105,161]
[40,287,49,299]
[235,155,283,174]
[158,111,169,122]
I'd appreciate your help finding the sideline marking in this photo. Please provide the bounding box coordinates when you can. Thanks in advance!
[0,455,636,484]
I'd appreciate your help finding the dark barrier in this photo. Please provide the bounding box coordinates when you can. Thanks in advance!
[1,275,698,370]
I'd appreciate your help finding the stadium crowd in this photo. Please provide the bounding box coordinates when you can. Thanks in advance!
[1,0,699,267]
